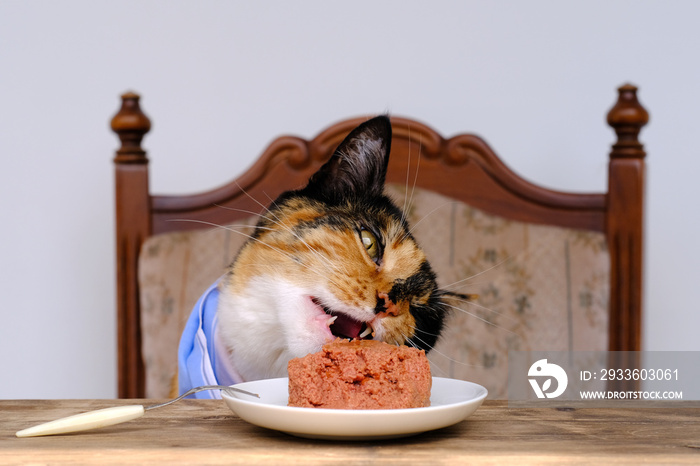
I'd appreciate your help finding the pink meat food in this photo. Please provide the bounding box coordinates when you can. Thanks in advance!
[287,339,431,409]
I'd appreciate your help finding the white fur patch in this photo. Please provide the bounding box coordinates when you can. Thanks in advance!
[217,275,347,381]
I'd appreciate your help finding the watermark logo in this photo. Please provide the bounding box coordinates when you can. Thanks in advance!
[509,351,699,407]
[528,359,568,398]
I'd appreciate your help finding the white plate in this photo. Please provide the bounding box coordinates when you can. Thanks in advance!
[222,377,487,440]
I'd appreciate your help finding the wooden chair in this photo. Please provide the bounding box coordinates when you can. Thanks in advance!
[111,85,648,398]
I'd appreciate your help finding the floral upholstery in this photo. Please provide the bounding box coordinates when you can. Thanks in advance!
[138,215,258,397]
[138,185,610,398]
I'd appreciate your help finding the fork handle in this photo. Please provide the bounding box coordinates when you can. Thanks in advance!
[16,405,145,438]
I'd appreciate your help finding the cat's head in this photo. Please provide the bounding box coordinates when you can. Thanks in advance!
[218,116,448,379]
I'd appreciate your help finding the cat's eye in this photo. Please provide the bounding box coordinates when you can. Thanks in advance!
[360,228,381,263]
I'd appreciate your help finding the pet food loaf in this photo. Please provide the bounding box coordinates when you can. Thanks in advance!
[287,339,431,409]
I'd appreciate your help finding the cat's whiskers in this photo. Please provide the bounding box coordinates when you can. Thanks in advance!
[211,202,348,276]
[166,218,257,233]
[220,181,346,273]
[398,129,423,242]
[229,181,315,250]
[259,194,351,276]
[405,131,422,226]
[405,323,441,338]
[400,126,415,227]
[166,219,293,263]
[440,301,521,337]
[442,293,518,323]
[211,204,266,220]
[400,126,411,225]
[406,200,459,237]
[399,329,484,371]
[444,237,557,294]
[231,262,346,292]
[167,219,347,289]
[439,255,514,292]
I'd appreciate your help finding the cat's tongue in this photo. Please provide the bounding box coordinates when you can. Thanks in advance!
[331,313,364,339]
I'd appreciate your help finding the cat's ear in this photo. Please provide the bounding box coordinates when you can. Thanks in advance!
[304,116,391,202]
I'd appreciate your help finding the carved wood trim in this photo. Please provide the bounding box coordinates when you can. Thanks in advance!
[150,116,608,235]
[112,93,151,398]
[605,84,648,354]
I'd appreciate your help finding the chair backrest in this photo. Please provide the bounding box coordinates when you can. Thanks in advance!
[111,85,648,398]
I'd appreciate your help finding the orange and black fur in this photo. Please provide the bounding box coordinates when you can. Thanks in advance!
[217,116,459,381]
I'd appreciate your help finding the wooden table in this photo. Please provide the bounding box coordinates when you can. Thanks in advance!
[3,399,699,464]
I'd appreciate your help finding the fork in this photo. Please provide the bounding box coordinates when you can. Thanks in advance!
[15,385,259,438]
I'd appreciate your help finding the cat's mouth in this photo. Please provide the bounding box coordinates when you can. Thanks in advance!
[311,298,373,340]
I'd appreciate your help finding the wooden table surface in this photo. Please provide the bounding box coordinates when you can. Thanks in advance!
[2,399,699,465]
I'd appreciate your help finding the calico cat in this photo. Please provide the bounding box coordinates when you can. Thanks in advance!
[179,116,467,392]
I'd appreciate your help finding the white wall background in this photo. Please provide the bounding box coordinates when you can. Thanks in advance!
[1,0,698,399]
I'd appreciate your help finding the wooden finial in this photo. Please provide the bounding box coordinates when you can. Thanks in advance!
[607,84,649,159]
[111,92,152,163]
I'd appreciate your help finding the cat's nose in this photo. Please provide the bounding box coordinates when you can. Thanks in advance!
[374,294,387,314]
[375,292,400,316]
